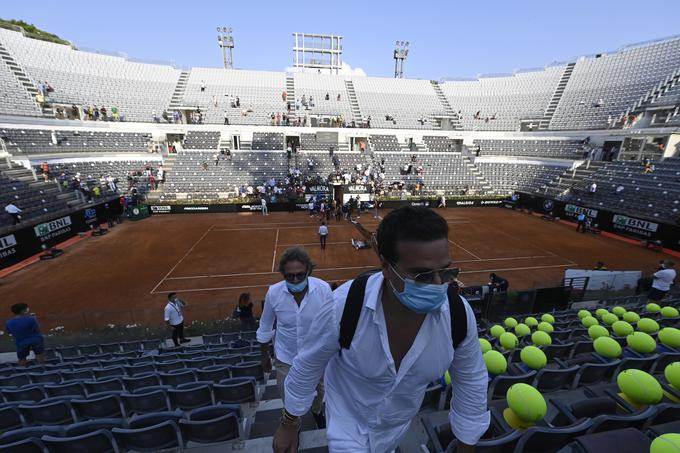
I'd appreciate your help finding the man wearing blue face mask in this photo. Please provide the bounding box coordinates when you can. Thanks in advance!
[273,206,489,453]
[257,246,334,430]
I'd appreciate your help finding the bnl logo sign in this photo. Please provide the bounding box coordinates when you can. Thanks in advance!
[34,216,72,237]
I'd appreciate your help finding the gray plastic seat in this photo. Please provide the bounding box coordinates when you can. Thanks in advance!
[71,394,124,419]
[112,420,182,452]
[18,400,75,425]
[122,389,170,415]
[168,383,213,410]
[42,429,120,453]
[213,377,257,404]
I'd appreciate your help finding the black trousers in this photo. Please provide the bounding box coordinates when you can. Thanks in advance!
[10,213,20,225]
[320,234,327,249]
[171,322,185,346]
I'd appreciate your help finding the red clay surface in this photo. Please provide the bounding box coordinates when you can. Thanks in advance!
[0,208,674,330]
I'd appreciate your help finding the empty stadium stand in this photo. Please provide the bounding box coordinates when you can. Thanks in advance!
[1,128,152,154]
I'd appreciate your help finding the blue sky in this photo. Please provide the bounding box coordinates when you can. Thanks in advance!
[3,0,680,79]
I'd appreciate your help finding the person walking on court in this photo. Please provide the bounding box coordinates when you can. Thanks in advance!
[576,212,587,233]
[272,207,489,452]
[257,247,333,429]
[261,196,269,215]
[164,293,191,347]
[319,221,329,250]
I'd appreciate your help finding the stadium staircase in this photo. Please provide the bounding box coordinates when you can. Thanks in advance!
[539,62,575,130]
[624,68,680,120]
[147,154,176,201]
[0,42,52,117]
[344,80,364,124]
[285,75,295,107]
[168,70,190,110]
[430,80,462,130]
[461,146,492,192]
[542,160,608,197]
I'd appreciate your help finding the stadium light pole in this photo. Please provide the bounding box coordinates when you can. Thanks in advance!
[393,41,409,78]
[217,27,234,69]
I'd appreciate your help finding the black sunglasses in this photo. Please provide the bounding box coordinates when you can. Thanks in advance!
[283,272,308,283]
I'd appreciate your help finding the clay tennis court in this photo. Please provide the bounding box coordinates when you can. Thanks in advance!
[0,208,674,330]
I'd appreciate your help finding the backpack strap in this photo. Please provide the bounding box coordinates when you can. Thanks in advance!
[340,274,469,351]
[339,273,372,351]
[448,285,468,348]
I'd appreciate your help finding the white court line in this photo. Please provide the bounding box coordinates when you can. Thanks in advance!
[279,241,350,246]
[150,225,214,294]
[271,228,279,273]
[156,264,574,293]
[211,225,349,231]
[448,239,482,261]
[164,265,376,281]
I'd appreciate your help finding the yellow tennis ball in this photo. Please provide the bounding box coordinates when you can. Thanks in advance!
[650,433,680,453]
[627,331,657,354]
[479,338,493,354]
[593,336,622,358]
[504,317,518,328]
[612,306,627,317]
[524,317,539,328]
[623,311,641,323]
[506,383,547,423]
[595,308,609,319]
[578,309,591,319]
[602,313,619,326]
[515,323,531,337]
[612,320,634,337]
[637,318,660,334]
[616,369,662,405]
[444,370,451,385]
[500,332,519,350]
[520,346,547,370]
[537,322,554,333]
[588,325,610,339]
[483,350,507,375]
[664,362,680,391]
[661,306,679,318]
[582,316,598,328]
[659,328,680,349]
[647,303,662,313]
[490,325,506,338]
[531,331,552,347]
[541,313,555,324]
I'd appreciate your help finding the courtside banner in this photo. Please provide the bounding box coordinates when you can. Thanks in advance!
[520,193,680,251]
[0,200,121,270]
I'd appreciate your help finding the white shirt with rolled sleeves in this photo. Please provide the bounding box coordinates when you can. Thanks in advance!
[164,301,184,326]
[285,272,490,452]
[256,276,334,366]
[653,268,676,292]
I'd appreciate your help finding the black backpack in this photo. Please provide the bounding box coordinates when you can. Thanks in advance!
[339,272,468,352]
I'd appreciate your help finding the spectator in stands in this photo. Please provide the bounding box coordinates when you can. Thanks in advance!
[489,273,509,292]
[337,93,341,101]
[319,221,329,250]
[200,80,206,92]
[325,92,330,101]
[273,207,488,452]
[233,292,256,331]
[649,260,676,303]
[6,303,45,367]
[589,182,597,195]
[112,107,120,122]
[593,262,608,270]
[282,90,287,101]
[236,96,241,107]
[152,111,160,123]
[576,212,587,233]
[258,247,332,429]
[164,292,191,347]
[5,202,22,225]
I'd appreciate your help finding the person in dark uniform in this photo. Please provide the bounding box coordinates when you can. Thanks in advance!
[489,273,509,292]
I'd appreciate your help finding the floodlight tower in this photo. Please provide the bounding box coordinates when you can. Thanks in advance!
[217,27,234,69]
[393,41,409,78]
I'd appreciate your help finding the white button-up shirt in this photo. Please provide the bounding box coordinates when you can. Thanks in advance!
[164,301,184,326]
[257,276,334,366]
[285,272,489,452]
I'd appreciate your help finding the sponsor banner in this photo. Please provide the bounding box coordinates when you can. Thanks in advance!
[518,193,680,251]
[306,185,330,194]
[346,185,368,194]
[0,200,122,270]
[34,216,73,243]
[0,234,18,260]
[612,214,658,237]
[150,205,171,214]
[182,206,209,212]
[564,203,598,219]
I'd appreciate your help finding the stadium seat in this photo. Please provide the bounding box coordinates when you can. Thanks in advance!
[488,371,537,400]
[64,418,126,437]
[0,437,47,453]
[646,419,680,437]
[0,406,23,432]
[71,394,124,419]
[2,386,46,402]
[42,429,120,453]
[28,371,62,384]
[0,426,63,446]
[112,420,183,452]
[18,400,75,425]
[569,427,652,453]
[124,364,156,376]
[84,378,125,395]
[121,389,170,415]
[92,366,125,380]
[168,383,214,410]
[587,406,655,433]
[155,360,185,373]
[179,412,240,444]
[230,361,264,381]
[532,366,579,392]
[196,365,232,383]
[122,373,160,392]
[128,410,184,429]
[572,361,619,387]
[160,369,197,387]
[213,354,242,367]
[512,418,592,452]
[213,377,257,404]
[44,382,86,398]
